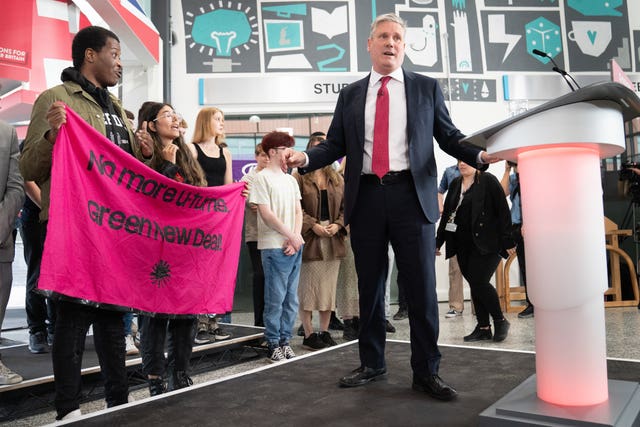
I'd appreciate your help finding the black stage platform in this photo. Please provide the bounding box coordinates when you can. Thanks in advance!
[0,323,264,422]
[61,341,640,426]
[0,323,264,393]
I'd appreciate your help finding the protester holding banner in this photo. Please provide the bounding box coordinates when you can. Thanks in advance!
[137,102,207,395]
[189,107,233,343]
[249,131,304,363]
[19,26,153,421]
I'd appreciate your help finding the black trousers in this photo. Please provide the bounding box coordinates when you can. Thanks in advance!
[139,316,196,377]
[350,175,441,377]
[52,300,128,418]
[512,223,530,304]
[455,245,503,327]
[20,219,55,335]
[246,241,265,327]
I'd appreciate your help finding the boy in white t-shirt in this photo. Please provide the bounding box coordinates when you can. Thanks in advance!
[249,131,304,362]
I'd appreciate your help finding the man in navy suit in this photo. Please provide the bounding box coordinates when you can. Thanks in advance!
[286,13,496,400]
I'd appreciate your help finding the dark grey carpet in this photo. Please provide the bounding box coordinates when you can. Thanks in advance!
[71,342,640,427]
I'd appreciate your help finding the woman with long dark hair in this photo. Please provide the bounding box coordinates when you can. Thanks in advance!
[138,102,206,396]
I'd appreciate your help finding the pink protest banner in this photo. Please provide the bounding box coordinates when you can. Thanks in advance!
[38,106,245,315]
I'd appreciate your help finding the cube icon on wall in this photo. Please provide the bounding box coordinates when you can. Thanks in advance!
[525,17,562,63]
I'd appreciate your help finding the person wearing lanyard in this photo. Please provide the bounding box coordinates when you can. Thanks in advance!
[436,161,515,342]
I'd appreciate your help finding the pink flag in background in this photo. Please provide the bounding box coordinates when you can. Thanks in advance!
[38,106,245,315]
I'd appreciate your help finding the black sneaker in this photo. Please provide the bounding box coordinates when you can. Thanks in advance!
[493,319,510,342]
[29,331,48,354]
[193,328,212,345]
[302,332,329,351]
[297,324,305,336]
[318,331,337,346]
[385,320,396,333]
[329,312,344,330]
[343,318,359,341]
[148,377,167,396]
[267,346,285,363]
[171,370,193,390]
[518,304,534,318]
[464,325,493,342]
[210,327,232,341]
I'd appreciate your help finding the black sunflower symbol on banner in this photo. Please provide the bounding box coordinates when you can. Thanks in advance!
[150,260,171,288]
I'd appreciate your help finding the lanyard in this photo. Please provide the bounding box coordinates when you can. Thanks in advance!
[448,182,470,224]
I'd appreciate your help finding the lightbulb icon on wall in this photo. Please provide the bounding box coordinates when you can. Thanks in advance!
[184,1,258,72]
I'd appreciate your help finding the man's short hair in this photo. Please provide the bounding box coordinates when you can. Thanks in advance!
[261,131,295,152]
[369,13,407,39]
[310,131,326,138]
[72,26,120,69]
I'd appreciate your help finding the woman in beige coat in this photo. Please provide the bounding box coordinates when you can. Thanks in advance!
[293,137,347,350]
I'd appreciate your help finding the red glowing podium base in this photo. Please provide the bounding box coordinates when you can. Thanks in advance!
[463,82,640,426]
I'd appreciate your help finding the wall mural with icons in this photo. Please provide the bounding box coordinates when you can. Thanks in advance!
[482,10,564,72]
[443,0,483,74]
[564,0,630,71]
[181,0,636,100]
[260,1,351,72]
[182,0,261,73]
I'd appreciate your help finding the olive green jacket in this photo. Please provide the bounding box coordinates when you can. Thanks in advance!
[20,80,143,221]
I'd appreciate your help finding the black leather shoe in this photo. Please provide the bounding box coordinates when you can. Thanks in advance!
[339,366,387,387]
[412,374,458,401]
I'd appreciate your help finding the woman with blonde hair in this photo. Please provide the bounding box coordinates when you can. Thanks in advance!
[189,107,233,343]
[189,107,232,186]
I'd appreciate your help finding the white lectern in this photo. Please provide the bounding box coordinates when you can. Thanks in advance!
[462,82,640,426]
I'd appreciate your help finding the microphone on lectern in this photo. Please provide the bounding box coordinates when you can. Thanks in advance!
[532,49,580,92]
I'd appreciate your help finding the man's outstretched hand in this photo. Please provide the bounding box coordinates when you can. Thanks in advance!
[481,151,501,164]
[283,148,307,170]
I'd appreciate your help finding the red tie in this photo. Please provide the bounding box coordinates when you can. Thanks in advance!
[372,76,391,179]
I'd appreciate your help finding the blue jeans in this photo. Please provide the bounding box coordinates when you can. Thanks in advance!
[261,248,302,347]
[123,312,134,336]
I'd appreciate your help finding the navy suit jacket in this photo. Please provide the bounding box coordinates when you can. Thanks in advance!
[305,69,484,225]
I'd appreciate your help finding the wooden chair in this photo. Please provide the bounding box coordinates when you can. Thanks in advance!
[499,217,640,312]
[604,217,639,307]
[502,252,526,313]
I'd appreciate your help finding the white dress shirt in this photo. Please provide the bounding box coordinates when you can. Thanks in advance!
[362,68,409,174]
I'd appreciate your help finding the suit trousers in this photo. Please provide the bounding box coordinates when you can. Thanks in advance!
[350,175,441,377]
[0,261,12,333]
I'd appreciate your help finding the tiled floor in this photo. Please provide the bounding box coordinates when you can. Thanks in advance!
[2,301,640,426]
